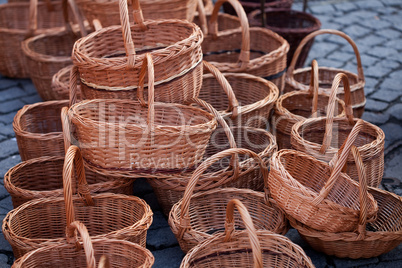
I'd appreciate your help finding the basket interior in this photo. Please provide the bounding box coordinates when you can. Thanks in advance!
[192,14,240,32]
[28,33,78,57]
[254,10,320,31]
[18,103,66,134]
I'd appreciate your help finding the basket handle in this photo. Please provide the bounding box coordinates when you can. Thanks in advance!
[61,107,72,153]
[63,145,95,231]
[28,0,39,36]
[137,53,155,130]
[308,59,319,118]
[203,61,239,119]
[98,255,111,268]
[196,0,208,34]
[312,119,363,205]
[63,0,88,37]
[69,65,80,107]
[119,0,148,68]
[66,221,96,268]
[320,73,355,153]
[178,148,269,238]
[287,29,365,84]
[224,199,263,268]
[209,0,250,69]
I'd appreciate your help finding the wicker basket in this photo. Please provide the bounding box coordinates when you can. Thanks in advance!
[268,119,378,233]
[2,144,152,259]
[271,60,345,150]
[180,199,313,268]
[0,0,70,78]
[68,54,216,178]
[248,8,321,68]
[199,61,279,129]
[13,100,68,161]
[51,64,80,100]
[202,0,289,92]
[12,221,155,268]
[291,73,385,187]
[4,145,134,208]
[169,148,288,253]
[289,146,402,259]
[72,0,203,104]
[223,0,293,15]
[285,29,366,118]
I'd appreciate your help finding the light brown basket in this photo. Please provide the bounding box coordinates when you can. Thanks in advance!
[271,60,345,150]
[72,0,203,104]
[291,73,385,187]
[0,0,68,78]
[2,143,152,259]
[201,0,289,92]
[12,221,155,268]
[67,54,217,178]
[51,64,80,100]
[285,29,366,118]
[13,100,68,161]
[268,119,378,233]
[289,146,402,259]
[4,145,134,208]
[180,199,313,268]
[169,148,288,253]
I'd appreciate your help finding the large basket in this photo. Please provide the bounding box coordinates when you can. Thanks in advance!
[223,0,293,15]
[13,100,68,161]
[291,73,385,187]
[271,60,345,150]
[4,145,134,208]
[169,148,288,253]
[12,221,154,267]
[285,29,366,118]
[67,54,216,178]
[180,199,313,268]
[0,0,69,78]
[72,0,203,104]
[268,119,378,233]
[289,147,402,259]
[2,144,152,259]
[201,0,289,92]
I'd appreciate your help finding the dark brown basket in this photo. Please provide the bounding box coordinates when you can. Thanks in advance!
[223,0,293,15]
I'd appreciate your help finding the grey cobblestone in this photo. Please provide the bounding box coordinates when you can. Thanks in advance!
[387,103,402,120]
[0,113,16,125]
[342,24,372,38]
[362,111,391,125]
[365,98,389,112]
[0,139,19,160]
[0,99,25,114]
[146,227,179,250]
[333,257,380,268]
[380,123,402,148]
[0,155,21,180]
[384,144,402,179]
[0,123,15,138]
[152,247,185,268]
[0,87,26,103]
[371,88,401,102]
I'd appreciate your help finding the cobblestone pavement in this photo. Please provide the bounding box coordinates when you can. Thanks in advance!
[0,0,401,267]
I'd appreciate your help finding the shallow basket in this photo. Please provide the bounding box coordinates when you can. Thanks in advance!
[13,100,68,161]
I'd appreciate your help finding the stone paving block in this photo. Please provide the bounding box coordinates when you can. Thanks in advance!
[149,211,170,231]
[333,257,380,268]
[362,111,390,125]
[371,88,401,102]
[0,254,11,268]
[132,178,154,196]
[333,1,358,13]
[359,16,393,30]
[327,50,355,63]
[143,192,162,212]
[386,39,402,50]
[365,260,402,268]
[0,196,12,213]
[314,58,345,69]
[0,99,25,114]
[152,246,185,268]
[342,24,372,39]
[0,79,19,90]
[389,69,402,80]
[382,0,402,6]
[309,4,336,15]
[351,10,380,20]
[387,103,402,120]
[384,144,402,179]
[0,87,26,103]
[379,243,402,262]
[375,28,401,39]
[0,112,15,125]
[0,155,21,180]
[0,123,15,138]
[364,64,392,79]
[366,46,398,59]
[21,95,43,105]
[358,34,388,47]
[357,0,385,9]
[380,123,402,148]
[364,77,379,95]
[19,80,37,95]
[308,42,340,58]
[0,139,19,159]
[0,185,8,200]
[364,98,389,112]
[146,226,179,250]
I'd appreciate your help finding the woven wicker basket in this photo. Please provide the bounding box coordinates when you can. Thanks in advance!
[180,199,314,268]
[169,148,288,253]
[291,73,385,187]
[72,0,203,104]
[268,119,378,233]
[289,146,402,259]
[2,144,152,259]
[4,145,134,208]
[13,100,68,161]
[12,221,155,268]
[202,0,289,92]
[223,0,293,15]
[285,29,366,118]
[51,64,79,100]
[271,60,345,150]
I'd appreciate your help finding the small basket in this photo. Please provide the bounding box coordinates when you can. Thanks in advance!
[202,0,289,92]
[289,146,402,259]
[13,100,68,161]
[3,143,152,259]
[268,119,378,233]
[285,29,366,118]
[12,221,154,267]
[51,64,80,100]
[72,0,203,104]
[271,60,345,150]
[169,148,288,253]
[180,199,313,268]
[291,73,385,187]
[4,145,134,208]
[223,0,293,15]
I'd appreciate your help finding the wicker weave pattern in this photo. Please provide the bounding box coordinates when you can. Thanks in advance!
[51,64,79,100]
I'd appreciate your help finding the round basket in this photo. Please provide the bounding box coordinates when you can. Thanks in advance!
[223,0,293,15]
[180,199,313,268]
[268,119,378,233]
[169,148,288,253]
[51,64,80,100]
[248,8,321,68]
[2,145,152,259]
[4,145,134,208]
[13,100,68,161]
[285,29,366,118]
[12,221,154,268]
[68,54,217,178]
[271,60,345,150]
[201,0,289,92]
[72,0,203,104]
[289,147,402,259]
[291,73,385,187]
